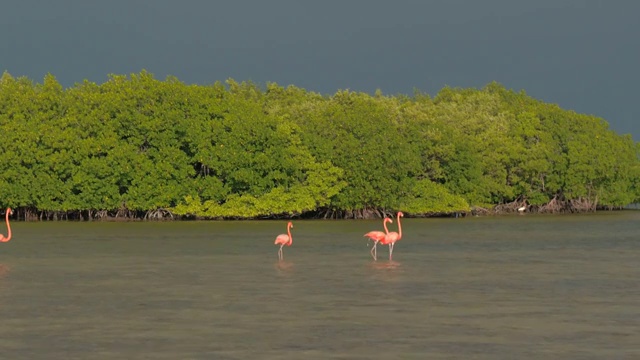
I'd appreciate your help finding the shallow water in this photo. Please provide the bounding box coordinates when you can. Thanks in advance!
[0,212,638,359]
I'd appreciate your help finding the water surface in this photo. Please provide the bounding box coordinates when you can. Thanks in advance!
[0,212,638,359]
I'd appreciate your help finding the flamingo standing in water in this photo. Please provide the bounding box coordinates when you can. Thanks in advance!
[364,217,393,261]
[274,221,293,261]
[381,211,404,260]
[0,208,12,242]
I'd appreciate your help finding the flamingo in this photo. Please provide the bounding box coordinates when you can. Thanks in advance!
[274,221,293,261]
[0,208,12,242]
[381,211,404,260]
[364,217,393,261]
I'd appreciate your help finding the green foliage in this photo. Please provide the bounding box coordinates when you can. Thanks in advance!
[0,73,637,219]
[173,160,345,218]
[401,179,470,214]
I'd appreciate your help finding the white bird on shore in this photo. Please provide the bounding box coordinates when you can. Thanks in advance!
[517,205,526,212]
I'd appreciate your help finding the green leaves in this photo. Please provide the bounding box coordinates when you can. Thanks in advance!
[401,179,470,215]
[171,94,347,218]
[0,73,637,218]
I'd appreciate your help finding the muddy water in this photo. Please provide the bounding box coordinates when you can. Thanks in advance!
[0,212,638,359]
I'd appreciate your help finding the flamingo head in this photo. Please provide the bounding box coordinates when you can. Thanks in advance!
[5,208,11,215]
[398,211,404,218]
[384,217,393,224]
[287,221,293,228]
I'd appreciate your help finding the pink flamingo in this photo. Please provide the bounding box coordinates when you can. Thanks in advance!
[0,208,12,242]
[364,217,393,261]
[381,211,403,260]
[274,221,293,261]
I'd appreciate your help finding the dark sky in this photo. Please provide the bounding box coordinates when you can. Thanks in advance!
[2,0,638,140]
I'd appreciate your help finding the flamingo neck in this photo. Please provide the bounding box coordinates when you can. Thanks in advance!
[3,210,11,242]
[287,223,292,245]
[383,219,390,234]
[396,213,402,239]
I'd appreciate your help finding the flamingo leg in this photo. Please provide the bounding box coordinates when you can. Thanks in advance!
[389,243,394,261]
[278,245,284,261]
[370,241,378,261]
